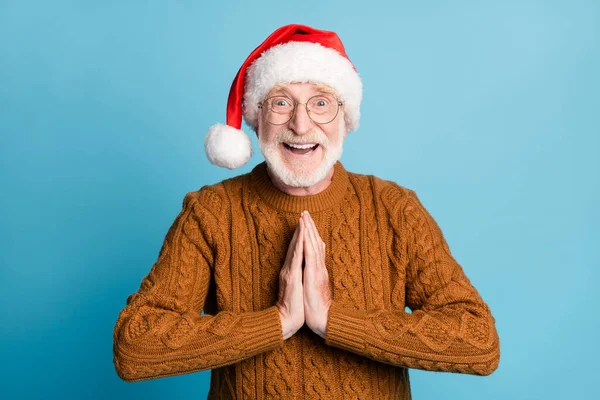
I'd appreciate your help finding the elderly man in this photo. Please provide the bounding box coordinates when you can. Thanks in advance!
[113,24,500,399]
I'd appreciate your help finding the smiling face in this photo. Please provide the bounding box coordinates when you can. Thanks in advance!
[257,82,347,191]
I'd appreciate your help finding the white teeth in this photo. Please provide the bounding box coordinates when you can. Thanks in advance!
[286,143,316,149]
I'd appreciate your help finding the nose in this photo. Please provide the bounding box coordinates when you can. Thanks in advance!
[287,103,314,136]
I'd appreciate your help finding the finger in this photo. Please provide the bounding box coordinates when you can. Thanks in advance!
[302,212,313,241]
[304,212,320,254]
[291,216,304,270]
[306,212,321,241]
[305,212,326,265]
[285,222,301,263]
[307,213,326,258]
[306,212,321,245]
[302,220,316,266]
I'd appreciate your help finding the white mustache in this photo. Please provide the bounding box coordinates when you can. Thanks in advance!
[274,130,330,148]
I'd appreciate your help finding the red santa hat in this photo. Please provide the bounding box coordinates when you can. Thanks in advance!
[205,24,362,169]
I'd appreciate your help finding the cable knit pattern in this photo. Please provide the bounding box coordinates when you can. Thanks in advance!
[331,189,365,310]
[360,177,386,309]
[303,332,337,399]
[113,161,500,398]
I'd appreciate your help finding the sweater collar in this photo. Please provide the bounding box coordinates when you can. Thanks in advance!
[249,161,349,213]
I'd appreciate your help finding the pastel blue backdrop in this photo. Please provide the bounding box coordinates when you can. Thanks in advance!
[1,1,598,399]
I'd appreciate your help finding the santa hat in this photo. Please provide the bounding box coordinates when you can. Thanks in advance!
[205,24,362,169]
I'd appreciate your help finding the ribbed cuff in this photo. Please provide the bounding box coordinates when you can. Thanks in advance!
[325,302,367,352]
[240,306,284,354]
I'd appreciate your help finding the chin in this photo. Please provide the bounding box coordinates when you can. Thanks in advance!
[260,141,343,189]
[274,162,332,188]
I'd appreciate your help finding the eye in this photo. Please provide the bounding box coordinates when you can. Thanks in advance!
[310,96,331,109]
[269,97,293,109]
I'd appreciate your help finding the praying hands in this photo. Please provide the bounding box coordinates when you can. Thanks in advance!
[276,211,332,340]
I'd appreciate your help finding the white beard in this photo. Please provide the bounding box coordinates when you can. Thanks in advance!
[259,128,344,188]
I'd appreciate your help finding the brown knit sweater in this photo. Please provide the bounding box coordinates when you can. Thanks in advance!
[113,161,500,399]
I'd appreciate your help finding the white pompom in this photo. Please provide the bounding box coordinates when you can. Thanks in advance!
[205,124,253,169]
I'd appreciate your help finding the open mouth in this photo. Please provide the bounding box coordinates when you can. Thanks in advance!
[283,143,319,155]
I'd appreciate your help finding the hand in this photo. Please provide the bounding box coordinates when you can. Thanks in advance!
[302,211,332,339]
[276,215,305,340]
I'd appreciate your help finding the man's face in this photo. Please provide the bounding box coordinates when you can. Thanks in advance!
[257,82,346,188]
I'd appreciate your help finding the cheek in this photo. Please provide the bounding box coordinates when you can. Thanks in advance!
[258,126,277,146]
[325,127,344,147]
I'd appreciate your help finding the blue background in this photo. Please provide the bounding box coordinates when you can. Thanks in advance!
[1,0,598,399]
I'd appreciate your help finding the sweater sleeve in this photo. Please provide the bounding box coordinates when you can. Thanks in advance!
[113,191,283,382]
[325,190,500,376]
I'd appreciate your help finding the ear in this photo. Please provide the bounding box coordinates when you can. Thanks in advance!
[255,116,262,138]
[340,109,350,138]
[255,105,263,137]
[341,112,349,139]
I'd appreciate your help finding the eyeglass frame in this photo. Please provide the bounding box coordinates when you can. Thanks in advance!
[257,94,344,126]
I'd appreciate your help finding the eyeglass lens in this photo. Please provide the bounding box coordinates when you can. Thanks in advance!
[263,94,341,125]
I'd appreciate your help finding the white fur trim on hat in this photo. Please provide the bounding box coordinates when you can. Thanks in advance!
[205,124,253,169]
[242,41,362,132]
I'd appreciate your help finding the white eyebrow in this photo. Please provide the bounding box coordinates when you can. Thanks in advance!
[267,86,337,100]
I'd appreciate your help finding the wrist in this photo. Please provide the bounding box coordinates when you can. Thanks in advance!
[278,309,300,340]
[307,300,331,339]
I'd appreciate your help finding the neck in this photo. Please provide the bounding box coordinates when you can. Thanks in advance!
[266,166,335,196]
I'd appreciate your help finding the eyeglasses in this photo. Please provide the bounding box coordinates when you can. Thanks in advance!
[258,94,343,125]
